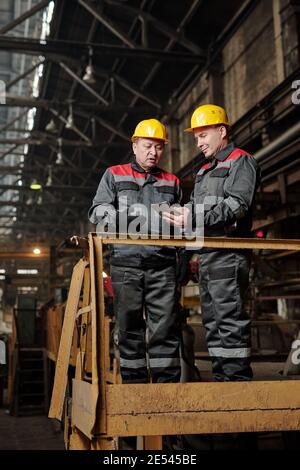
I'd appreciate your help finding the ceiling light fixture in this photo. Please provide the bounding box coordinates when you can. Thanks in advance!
[65,101,74,129]
[30,180,42,190]
[45,118,57,133]
[55,137,64,164]
[83,46,96,85]
[46,165,52,186]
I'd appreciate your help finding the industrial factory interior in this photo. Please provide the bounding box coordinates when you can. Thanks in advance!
[1,0,300,454]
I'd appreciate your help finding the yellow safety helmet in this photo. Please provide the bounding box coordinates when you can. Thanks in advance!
[131,118,169,143]
[185,104,230,132]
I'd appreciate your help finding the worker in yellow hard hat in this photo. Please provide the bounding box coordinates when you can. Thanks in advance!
[163,104,261,382]
[89,118,182,386]
[131,118,169,144]
[184,104,231,159]
[185,103,230,131]
[130,118,169,173]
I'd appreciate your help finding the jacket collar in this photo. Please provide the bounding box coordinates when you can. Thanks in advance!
[131,159,160,175]
[214,142,236,162]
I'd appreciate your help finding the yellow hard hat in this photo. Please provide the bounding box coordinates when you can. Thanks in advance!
[131,118,169,143]
[185,104,230,132]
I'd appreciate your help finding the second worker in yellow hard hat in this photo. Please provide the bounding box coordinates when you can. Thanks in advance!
[163,103,261,382]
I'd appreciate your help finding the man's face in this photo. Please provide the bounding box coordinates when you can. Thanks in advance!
[193,125,227,159]
[132,138,164,171]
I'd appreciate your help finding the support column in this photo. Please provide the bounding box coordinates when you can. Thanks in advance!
[279,0,300,76]
[207,59,224,106]
[273,0,285,83]
[49,245,56,298]
[169,119,180,173]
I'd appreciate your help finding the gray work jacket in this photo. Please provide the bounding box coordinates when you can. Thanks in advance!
[89,159,182,267]
[191,143,260,240]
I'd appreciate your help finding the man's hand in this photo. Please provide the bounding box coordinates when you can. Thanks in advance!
[162,206,190,227]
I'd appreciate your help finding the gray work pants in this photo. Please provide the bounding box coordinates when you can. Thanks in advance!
[111,264,181,383]
[199,250,253,381]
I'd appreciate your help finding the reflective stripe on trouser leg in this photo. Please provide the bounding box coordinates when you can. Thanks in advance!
[111,266,148,383]
[145,265,181,383]
[199,269,224,381]
[200,250,253,381]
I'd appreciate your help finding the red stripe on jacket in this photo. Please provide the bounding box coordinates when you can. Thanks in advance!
[197,148,251,173]
[225,148,251,161]
[109,163,180,185]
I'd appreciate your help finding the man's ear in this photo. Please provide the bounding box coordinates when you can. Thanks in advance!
[132,142,137,155]
[220,125,227,139]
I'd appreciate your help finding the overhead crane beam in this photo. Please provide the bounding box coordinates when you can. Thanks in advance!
[0,36,207,64]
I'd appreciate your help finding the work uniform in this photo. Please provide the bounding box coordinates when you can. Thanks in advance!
[191,142,260,381]
[89,160,182,383]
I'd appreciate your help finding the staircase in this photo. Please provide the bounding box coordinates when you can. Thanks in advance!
[11,347,48,416]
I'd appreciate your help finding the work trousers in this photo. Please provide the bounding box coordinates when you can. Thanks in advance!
[111,264,181,383]
[199,250,253,381]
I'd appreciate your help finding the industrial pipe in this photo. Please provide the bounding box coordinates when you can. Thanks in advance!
[254,121,300,162]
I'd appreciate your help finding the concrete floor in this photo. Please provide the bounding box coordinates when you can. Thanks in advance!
[0,408,65,450]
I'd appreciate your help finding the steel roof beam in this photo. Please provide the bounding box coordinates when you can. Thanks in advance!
[49,108,91,144]
[59,62,109,106]
[0,223,78,229]
[26,17,102,225]
[1,94,49,109]
[0,153,24,157]
[47,145,83,176]
[0,110,29,132]
[0,95,160,114]
[6,60,45,90]
[0,0,51,34]
[94,116,130,142]
[0,36,206,64]
[0,128,49,134]
[77,0,157,191]
[0,145,20,162]
[0,165,105,174]
[79,0,203,187]
[78,0,136,48]
[104,0,204,55]
[0,138,127,147]
[0,201,87,208]
[93,67,161,109]
[0,215,82,223]
[0,184,95,191]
